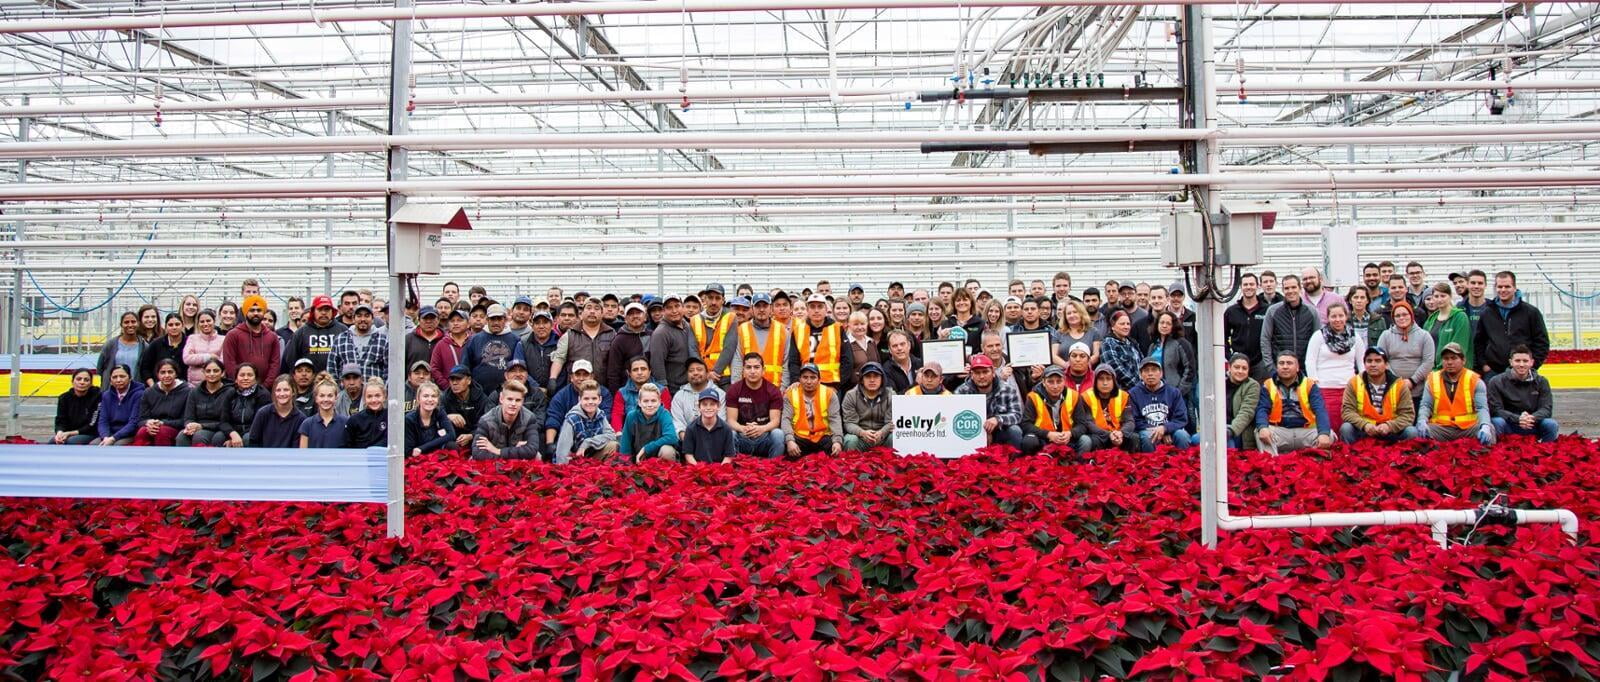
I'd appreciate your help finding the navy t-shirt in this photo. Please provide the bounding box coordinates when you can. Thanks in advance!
[298,414,348,448]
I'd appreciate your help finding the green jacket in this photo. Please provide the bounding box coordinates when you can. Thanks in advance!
[1228,378,1261,450]
[1424,306,1473,370]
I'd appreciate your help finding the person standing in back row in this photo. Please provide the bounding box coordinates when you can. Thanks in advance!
[1474,270,1549,382]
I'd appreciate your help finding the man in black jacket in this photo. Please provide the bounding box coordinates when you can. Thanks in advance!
[1224,273,1269,378]
[284,294,346,374]
[443,366,489,449]
[1474,271,1550,380]
[1258,275,1319,378]
[1487,345,1558,442]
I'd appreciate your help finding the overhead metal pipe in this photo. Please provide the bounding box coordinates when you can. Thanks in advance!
[4,122,1599,159]
[0,0,1459,35]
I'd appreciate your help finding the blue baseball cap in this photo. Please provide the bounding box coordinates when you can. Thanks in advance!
[697,388,721,403]
[513,295,534,308]
[729,296,752,308]
[751,293,772,305]
[418,305,438,318]
[849,283,864,293]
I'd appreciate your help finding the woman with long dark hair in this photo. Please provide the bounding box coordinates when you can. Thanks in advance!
[96,311,146,387]
[52,369,101,444]
[141,313,188,385]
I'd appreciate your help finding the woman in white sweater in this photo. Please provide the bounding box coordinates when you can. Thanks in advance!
[1304,301,1364,434]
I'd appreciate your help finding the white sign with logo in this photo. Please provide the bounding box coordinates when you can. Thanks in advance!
[892,394,988,458]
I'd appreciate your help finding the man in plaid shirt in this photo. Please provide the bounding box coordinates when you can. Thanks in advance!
[327,303,390,381]
[955,354,1024,448]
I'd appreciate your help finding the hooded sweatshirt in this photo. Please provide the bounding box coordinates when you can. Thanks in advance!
[1128,378,1189,433]
[1474,292,1550,372]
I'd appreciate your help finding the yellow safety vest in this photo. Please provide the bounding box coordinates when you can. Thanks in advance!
[1348,375,1405,424]
[786,384,832,443]
[792,320,842,384]
[1027,389,1080,433]
[1427,370,1481,428]
[1082,391,1128,432]
[1264,377,1318,429]
[737,321,788,385]
[693,313,735,376]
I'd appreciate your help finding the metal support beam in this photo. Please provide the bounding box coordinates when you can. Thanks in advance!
[1180,4,1224,549]
[384,0,413,540]
[8,102,27,437]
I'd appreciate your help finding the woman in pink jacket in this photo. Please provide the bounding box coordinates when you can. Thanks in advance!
[182,310,226,385]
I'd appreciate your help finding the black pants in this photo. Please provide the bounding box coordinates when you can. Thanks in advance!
[790,437,833,457]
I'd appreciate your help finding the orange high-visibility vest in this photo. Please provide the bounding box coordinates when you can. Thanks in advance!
[737,321,788,385]
[905,385,951,396]
[1428,370,1481,428]
[1264,377,1318,429]
[1348,375,1405,424]
[1028,388,1080,432]
[1081,391,1128,432]
[693,313,736,376]
[786,384,832,442]
[792,320,842,383]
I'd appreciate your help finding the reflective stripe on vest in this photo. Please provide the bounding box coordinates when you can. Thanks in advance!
[1265,377,1318,429]
[1028,389,1080,432]
[1428,370,1480,428]
[792,320,843,383]
[1082,391,1128,432]
[738,321,788,385]
[786,384,831,442]
[1349,375,1404,424]
[693,313,735,376]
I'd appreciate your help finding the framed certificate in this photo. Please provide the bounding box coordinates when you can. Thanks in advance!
[921,339,968,374]
[1006,330,1054,367]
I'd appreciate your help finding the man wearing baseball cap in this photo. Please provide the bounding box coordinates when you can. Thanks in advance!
[788,293,852,393]
[906,362,951,396]
[1417,342,1494,445]
[223,294,283,383]
[841,362,893,451]
[955,354,1024,449]
[715,292,789,387]
[1340,346,1418,444]
[506,296,537,346]
[327,303,387,382]
[1129,355,1192,452]
[605,302,653,390]
[551,297,617,392]
[1020,365,1081,455]
[405,305,444,374]
[691,284,735,383]
[285,294,346,374]
[442,364,489,450]
[1253,351,1331,454]
[429,309,471,389]
[783,363,842,457]
[461,303,524,394]
[727,296,753,327]
[648,294,698,392]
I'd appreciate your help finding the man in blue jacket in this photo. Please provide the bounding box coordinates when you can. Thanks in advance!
[1128,356,1191,452]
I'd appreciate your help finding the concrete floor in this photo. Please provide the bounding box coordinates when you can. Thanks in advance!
[9,390,1600,440]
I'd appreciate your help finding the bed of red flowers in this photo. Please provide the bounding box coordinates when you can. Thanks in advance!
[4,436,1600,681]
[1546,349,1600,364]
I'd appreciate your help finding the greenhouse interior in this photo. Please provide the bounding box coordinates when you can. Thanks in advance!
[2,1,1600,679]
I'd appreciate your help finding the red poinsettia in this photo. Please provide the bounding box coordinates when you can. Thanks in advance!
[2,436,1599,679]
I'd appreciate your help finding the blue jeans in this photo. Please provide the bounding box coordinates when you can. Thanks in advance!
[990,424,1024,448]
[1338,422,1419,444]
[734,429,786,458]
[1139,428,1191,452]
[1491,417,1559,443]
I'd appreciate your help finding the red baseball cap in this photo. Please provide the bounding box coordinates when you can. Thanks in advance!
[311,295,335,310]
[968,354,994,369]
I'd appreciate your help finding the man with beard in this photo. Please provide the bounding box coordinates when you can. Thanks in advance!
[326,303,388,380]
[648,294,699,392]
[459,304,525,394]
[1299,267,1339,323]
[714,293,789,387]
[223,295,283,382]
[286,294,346,374]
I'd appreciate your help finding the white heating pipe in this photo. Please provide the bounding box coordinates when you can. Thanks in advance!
[1216,509,1579,549]
[10,223,1600,251]
[0,0,1456,35]
[7,123,1600,158]
[6,170,1600,201]
[5,194,1600,219]
[7,80,1600,119]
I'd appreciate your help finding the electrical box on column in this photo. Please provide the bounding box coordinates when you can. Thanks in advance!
[388,205,472,275]
[1215,199,1283,267]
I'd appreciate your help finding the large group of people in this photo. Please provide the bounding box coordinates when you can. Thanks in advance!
[54,262,1561,461]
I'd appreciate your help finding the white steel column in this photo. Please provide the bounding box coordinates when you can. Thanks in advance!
[1181,5,1225,549]
[7,104,25,436]
[383,0,414,539]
